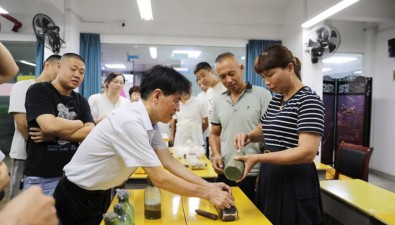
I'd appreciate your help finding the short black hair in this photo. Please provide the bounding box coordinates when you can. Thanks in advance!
[44,54,61,64]
[194,62,212,74]
[61,53,85,64]
[128,85,141,96]
[42,54,61,70]
[140,65,190,100]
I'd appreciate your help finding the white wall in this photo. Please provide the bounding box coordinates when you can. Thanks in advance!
[370,27,395,175]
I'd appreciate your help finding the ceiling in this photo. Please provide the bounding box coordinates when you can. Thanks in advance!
[1,0,394,76]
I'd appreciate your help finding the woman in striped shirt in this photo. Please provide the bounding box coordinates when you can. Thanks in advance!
[234,45,325,225]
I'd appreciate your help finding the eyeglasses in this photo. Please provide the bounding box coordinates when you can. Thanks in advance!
[111,80,125,85]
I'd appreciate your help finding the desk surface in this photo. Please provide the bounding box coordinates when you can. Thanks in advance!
[314,161,331,171]
[131,156,218,179]
[100,187,271,225]
[100,189,185,225]
[182,187,272,225]
[374,212,395,225]
[320,179,395,216]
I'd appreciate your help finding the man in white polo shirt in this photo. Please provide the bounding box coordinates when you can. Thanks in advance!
[54,65,234,225]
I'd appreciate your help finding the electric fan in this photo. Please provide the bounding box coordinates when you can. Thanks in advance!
[32,13,64,54]
[307,24,341,63]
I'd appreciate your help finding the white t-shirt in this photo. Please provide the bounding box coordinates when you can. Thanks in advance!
[88,93,130,123]
[196,91,209,138]
[8,79,36,160]
[0,150,5,161]
[64,100,167,190]
[206,81,227,127]
[173,96,208,147]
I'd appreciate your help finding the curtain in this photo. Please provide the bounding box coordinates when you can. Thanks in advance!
[79,33,101,98]
[35,40,44,77]
[245,40,281,88]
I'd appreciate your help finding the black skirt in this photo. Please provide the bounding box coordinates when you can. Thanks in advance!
[256,146,323,225]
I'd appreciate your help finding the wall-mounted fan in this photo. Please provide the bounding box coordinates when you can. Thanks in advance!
[32,13,64,54]
[307,24,341,64]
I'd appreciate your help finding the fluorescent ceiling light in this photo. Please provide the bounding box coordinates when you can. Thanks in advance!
[323,56,357,64]
[0,6,8,14]
[301,0,360,28]
[322,68,332,72]
[19,60,36,67]
[173,67,189,72]
[172,50,201,59]
[149,46,157,59]
[105,64,126,69]
[353,70,362,74]
[137,0,153,21]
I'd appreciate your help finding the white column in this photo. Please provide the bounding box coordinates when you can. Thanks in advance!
[363,23,378,77]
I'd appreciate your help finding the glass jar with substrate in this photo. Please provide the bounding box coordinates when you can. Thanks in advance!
[114,203,132,225]
[116,189,135,225]
[103,212,119,225]
[144,177,161,219]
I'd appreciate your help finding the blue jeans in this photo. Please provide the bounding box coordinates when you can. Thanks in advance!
[23,176,61,196]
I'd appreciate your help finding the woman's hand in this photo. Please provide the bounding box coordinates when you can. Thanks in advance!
[233,154,258,183]
[233,132,251,150]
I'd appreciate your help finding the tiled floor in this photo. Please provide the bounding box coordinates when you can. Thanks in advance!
[368,172,395,193]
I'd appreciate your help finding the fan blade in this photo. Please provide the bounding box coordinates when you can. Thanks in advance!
[328,42,337,52]
[331,30,337,38]
[308,39,320,48]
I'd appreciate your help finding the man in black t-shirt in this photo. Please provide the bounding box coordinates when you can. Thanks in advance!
[24,53,95,196]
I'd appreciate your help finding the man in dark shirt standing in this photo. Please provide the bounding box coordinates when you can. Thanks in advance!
[24,53,94,195]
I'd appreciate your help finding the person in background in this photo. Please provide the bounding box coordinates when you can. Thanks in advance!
[170,82,208,147]
[196,78,209,154]
[0,43,58,225]
[88,72,129,124]
[54,65,234,225]
[0,42,19,83]
[129,85,141,102]
[233,45,325,225]
[8,54,61,199]
[194,62,226,122]
[210,52,272,202]
[196,78,208,103]
[23,53,95,196]
[0,150,9,201]
[194,62,227,158]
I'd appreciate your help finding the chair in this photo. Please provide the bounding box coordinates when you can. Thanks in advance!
[334,141,374,182]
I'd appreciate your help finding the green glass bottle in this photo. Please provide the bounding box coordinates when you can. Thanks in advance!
[114,203,132,225]
[103,212,119,225]
[144,177,161,219]
[116,189,135,225]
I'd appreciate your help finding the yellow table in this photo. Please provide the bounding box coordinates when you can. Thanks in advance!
[372,212,395,225]
[314,161,331,180]
[101,187,271,225]
[130,156,217,179]
[182,187,272,225]
[320,179,395,225]
[100,189,185,225]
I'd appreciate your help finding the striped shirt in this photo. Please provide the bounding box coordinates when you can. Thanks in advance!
[261,86,325,149]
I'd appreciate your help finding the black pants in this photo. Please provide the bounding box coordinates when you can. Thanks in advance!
[216,174,257,205]
[54,175,111,225]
